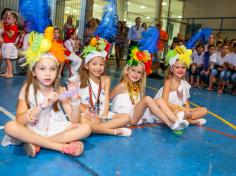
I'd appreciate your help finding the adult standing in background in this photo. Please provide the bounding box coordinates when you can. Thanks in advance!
[127,17,144,60]
[84,19,96,46]
[115,21,125,67]
[156,21,168,62]
[153,21,168,74]
[63,15,75,40]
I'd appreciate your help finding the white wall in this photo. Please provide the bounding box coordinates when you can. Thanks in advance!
[183,0,236,38]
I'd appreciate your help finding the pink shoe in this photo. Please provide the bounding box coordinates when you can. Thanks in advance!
[61,141,84,156]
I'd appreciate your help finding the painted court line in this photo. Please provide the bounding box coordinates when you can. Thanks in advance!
[108,69,236,130]
[129,123,236,139]
[190,102,236,130]
[0,106,15,120]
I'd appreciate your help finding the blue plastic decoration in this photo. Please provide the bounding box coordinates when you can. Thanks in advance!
[185,28,212,49]
[19,0,52,33]
[94,0,118,42]
[138,26,159,54]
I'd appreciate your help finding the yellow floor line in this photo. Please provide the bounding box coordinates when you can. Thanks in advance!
[190,102,236,130]
[109,69,236,130]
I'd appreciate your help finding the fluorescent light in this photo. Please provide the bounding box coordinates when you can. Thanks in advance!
[162,2,167,6]
[140,5,146,9]
[126,1,130,4]
[178,16,182,18]
[146,16,150,19]
[93,4,98,7]
[124,18,127,21]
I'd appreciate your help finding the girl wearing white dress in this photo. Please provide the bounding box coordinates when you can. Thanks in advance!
[79,37,132,136]
[154,46,207,125]
[110,47,189,130]
[2,27,91,157]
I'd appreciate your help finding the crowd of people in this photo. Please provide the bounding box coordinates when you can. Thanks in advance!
[0,7,235,94]
[170,33,236,95]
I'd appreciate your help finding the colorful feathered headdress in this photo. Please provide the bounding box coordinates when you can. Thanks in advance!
[185,27,212,49]
[81,0,118,64]
[128,26,159,75]
[166,46,192,68]
[81,37,108,64]
[19,0,66,69]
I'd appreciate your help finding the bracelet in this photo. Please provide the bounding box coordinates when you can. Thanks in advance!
[70,99,81,107]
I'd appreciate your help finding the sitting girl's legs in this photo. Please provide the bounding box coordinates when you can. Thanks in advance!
[47,123,91,143]
[132,96,173,127]
[186,107,208,125]
[81,114,131,136]
[101,114,130,129]
[4,121,91,156]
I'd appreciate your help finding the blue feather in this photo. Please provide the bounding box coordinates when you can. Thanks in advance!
[19,0,52,33]
[186,28,212,49]
[138,26,159,54]
[94,0,118,42]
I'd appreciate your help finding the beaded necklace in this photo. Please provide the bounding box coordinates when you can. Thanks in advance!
[88,78,101,115]
[127,81,140,105]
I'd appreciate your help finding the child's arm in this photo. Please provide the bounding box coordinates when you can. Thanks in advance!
[110,82,125,100]
[16,86,44,125]
[162,79,185,111]
[60,86,81,123]
[101,76,111,116]
[162,79,178,110]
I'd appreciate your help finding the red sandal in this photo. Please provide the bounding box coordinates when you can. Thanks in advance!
[61,141,84,156]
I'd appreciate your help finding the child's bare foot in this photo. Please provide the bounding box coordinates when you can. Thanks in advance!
[0,72,8,77]
[61,141,84,156]
[5,73,13,78]
[23,143,40,157]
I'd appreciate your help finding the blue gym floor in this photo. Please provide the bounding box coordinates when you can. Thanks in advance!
[0,65,236,176]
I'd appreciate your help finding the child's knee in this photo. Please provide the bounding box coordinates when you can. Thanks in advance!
[4,121,17,135]
[79,123,92,136]
[202,107,208,115]
[123,114,131,123]
[143,96,153,105]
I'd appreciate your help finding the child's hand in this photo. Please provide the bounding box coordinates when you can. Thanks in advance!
[68,76,81,100]
[85,111,100,124]
[41,91,58,109]
[26,109,39,124]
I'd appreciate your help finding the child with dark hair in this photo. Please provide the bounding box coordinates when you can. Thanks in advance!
[1,11,18,78]
[200,45,216,87]
[208,44,230,93]
[189,43,205,87]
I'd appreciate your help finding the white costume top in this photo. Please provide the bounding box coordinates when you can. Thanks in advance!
[1,84,71,146]
[154,80,191,107]
[192,52,204,65]
[80,79,114,119]
[111,92,157,124]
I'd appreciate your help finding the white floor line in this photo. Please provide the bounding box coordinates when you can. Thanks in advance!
[0,106,15,120]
